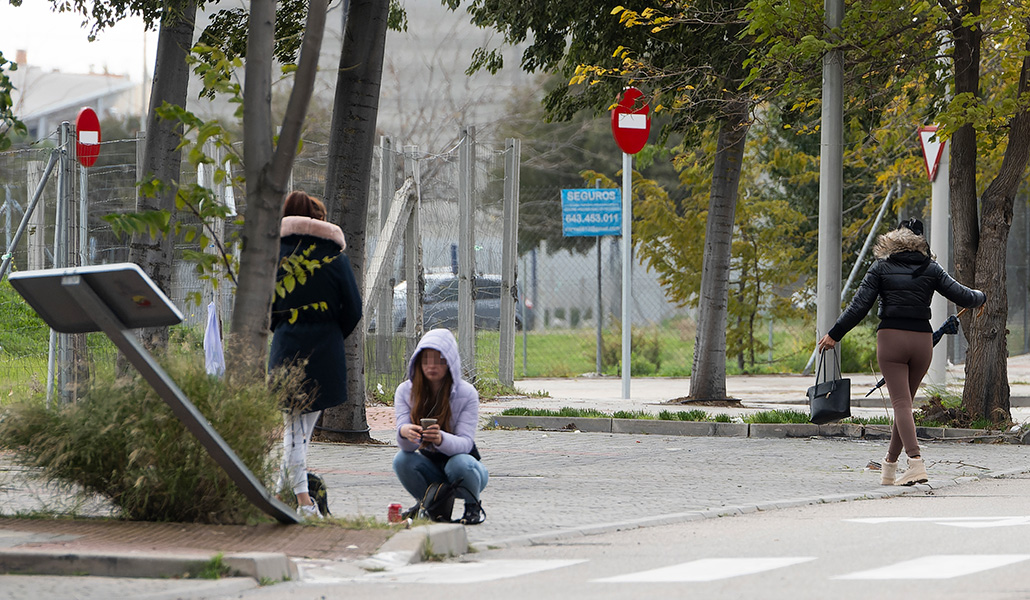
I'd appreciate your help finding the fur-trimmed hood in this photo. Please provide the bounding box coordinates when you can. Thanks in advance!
[873,227,931,260]
[280,215,346,250]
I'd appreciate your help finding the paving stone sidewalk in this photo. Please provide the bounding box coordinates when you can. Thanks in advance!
[316,427,1030,548]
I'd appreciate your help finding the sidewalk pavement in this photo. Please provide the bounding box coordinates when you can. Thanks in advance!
[2,355,1030,590]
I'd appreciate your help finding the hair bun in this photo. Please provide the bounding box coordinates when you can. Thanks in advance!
[900,218,924,236]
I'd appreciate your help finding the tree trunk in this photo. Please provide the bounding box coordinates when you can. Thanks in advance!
[689,99,749,401]
[129,2,197,350]
[229,0,328,380]
[318,0,391,442]
[948,1,981,295]
[963,42,1030,423]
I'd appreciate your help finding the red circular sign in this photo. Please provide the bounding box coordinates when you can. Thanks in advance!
[610,86,650,154]
[75,107,101,168]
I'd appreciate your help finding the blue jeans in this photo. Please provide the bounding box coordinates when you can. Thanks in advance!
[393,450,489,504]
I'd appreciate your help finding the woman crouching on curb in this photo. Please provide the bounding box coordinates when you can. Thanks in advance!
[393,328,488,524]
[817,218,985,486]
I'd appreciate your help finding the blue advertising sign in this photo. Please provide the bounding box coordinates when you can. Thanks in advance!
[561,188,622,237]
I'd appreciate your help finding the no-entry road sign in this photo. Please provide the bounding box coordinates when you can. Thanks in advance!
[610,86,650,155]
[75,107,101,168]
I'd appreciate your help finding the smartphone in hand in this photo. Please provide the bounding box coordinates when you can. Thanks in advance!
[420,418,437,428]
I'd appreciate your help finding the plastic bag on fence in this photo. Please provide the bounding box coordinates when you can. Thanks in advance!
[204,301,225,377]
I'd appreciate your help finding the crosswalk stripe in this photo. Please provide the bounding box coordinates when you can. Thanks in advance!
[836,555,1030,580]
[357,559,587,584]
[593,557,816,583]
[848,516,1030,528]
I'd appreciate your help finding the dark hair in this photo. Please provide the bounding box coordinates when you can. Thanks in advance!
[899,218,924,236]
[409,351,454,433]
[283,191,326,220]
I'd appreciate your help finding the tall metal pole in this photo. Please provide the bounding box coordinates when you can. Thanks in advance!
[815,0,844,379]
[804,182,896,374]
[927,142,950,387]
[621,152,632,398]
[595,178,603,376]
[79,162,88,266]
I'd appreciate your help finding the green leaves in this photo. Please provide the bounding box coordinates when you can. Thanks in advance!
[103,210,173,240]
[274,245,331,300]
[273,244,336,324]
[0,51,27,151]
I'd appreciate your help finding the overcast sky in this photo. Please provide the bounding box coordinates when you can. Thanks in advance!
[0,2,154,81]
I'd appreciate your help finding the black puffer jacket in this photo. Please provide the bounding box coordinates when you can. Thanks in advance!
[269,216,362,413]
[828,228,985,341]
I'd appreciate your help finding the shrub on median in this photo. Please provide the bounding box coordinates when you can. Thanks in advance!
[0,351,297,524]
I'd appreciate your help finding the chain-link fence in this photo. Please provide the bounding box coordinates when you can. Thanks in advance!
[2,128,1029,404]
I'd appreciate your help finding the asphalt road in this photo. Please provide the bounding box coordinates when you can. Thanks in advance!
[230,474,1030,600]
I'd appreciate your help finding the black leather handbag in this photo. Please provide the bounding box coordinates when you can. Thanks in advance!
[808,347,851,425]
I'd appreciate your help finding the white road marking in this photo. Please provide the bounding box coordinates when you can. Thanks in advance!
[847,516,1030,528]
[593,557,816,583]
[836,555,1030,580]
[322,559,587,584]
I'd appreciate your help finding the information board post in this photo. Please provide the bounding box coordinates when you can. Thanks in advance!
[595,178,603,376]
[610,87,650,400]
[9,264,300,525]
[561,187,621,376]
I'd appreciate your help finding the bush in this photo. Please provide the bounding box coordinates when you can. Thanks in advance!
[839,326,877,373]
[0,352,292,524]
[600,325,663,375]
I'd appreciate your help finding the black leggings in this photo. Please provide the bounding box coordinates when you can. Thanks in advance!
[877,329,933,462]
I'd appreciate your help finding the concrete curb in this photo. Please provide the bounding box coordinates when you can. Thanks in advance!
[357,523,467,570]
[0,524,470,580]
[491,415,1013,443]
[470,465,1030,552]
[0,548,297,581]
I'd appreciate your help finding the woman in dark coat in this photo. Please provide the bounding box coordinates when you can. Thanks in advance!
[269,191,362,519]
[817,219,984,486]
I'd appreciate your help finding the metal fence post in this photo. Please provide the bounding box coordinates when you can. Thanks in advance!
[377,136,394,373]
[458,126,476,381]
[499,138,520,386]
[403,144,424,358]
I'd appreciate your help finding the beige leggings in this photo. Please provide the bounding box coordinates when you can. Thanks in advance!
[877,329,933,463]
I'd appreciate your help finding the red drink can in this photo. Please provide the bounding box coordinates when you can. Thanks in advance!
[388,503,403,523]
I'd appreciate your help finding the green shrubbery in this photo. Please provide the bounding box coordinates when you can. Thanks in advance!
[600,326,663,375]
[0,352,294,524]
[838,326,878,373]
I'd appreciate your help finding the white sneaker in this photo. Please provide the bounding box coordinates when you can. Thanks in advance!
[297,503,323,520]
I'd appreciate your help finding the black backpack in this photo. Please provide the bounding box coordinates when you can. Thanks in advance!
[419,478,463,522]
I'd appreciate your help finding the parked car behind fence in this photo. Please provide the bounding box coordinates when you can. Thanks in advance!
[372,273,533,332]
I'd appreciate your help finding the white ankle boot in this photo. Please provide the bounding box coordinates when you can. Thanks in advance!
[880,460,897,485]
[895,457,928,486]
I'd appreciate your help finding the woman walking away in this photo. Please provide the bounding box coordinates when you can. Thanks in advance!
[393,328,488,524]
[817,218,985,486]
[270,191,362,519]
